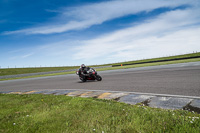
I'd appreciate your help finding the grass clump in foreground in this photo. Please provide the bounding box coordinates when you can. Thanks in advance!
[0,94,200,133]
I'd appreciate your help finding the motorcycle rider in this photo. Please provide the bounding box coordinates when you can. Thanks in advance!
[79,64,90,76]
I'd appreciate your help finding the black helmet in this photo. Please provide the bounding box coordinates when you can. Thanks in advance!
[81,64,86,68]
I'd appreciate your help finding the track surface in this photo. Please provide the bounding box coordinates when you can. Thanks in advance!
[1,62,200,97]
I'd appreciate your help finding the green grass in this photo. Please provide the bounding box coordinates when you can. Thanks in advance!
[0,66,80,76]
[113,52,200,66]
[97,58,200,71]
[0,71,76,81]
[0,94,199,133]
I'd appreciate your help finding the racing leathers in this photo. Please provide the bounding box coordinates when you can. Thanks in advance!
[78,67,91,76]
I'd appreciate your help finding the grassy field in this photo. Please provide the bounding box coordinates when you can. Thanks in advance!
[0,66,80,76]
[97,58,200,71]
[113,52,200,66]
[0,71,76,81]
[0,94,199,133]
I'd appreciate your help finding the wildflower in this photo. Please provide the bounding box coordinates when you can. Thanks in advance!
[102,131,104,133]
[123,109,125,111]
[13,123,16,125]
[191,117,199,121]
[93,129,95,131]
[26,115,29,117]
[190,121,193,123]
[192,111,195,114]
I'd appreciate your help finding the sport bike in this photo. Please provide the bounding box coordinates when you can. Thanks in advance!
[76,68,102,82]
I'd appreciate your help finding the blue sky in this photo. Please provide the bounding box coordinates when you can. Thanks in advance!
[0,0,200,68]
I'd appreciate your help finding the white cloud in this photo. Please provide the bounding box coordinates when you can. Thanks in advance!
[3,0,194,35]
[21,53,34,58]
[3,0,199,67]
[72,7,200,62]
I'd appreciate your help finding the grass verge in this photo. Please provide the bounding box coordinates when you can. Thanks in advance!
[97,58,200,71]
[0,71,75,81]
[113,52,200,66]
[0,66,79,76]
[0,94,199,133]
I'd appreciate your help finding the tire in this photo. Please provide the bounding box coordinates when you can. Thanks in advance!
[80,76,87,82]
[82,78,87,82]
[96,75,102,81]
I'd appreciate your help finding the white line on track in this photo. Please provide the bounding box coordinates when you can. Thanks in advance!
[61,89,200,99]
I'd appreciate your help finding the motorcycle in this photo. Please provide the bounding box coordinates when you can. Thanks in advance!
[76,68,102,82]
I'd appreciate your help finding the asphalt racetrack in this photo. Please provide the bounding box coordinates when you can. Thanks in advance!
[0,62,200,97]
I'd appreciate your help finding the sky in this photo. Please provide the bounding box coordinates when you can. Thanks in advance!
[0,0,200,68]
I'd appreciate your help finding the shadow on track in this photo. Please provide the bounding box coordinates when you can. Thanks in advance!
[76,80,98,83]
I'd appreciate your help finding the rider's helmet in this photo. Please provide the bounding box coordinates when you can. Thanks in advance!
[81,64,86,69]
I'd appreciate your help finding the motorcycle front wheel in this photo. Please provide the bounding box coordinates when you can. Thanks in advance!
[96,75,102,81]
[80,76,87,82]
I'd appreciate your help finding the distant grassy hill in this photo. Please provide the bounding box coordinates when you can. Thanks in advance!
[112,52,200,66]
[0,52,199,76]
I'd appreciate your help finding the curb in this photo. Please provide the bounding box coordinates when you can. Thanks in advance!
[1,89,200,113]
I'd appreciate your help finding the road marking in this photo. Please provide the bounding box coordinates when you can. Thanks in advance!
[80,91,105,98]
[9,92,21,94]
[23,91,37,94]
[80,91,93,97]
[66,91,86,96]
[98,92,112,99]
[103,92,129,100]
[2,89,200,99]
[61,89,200,99]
